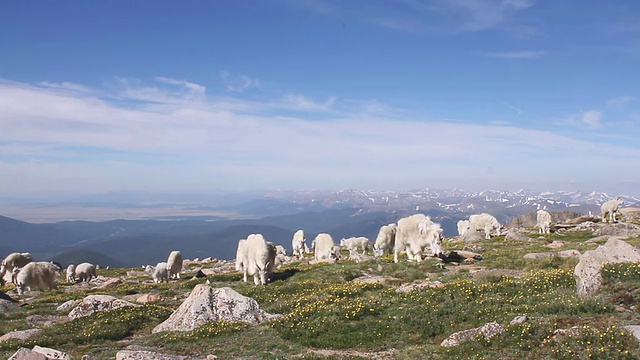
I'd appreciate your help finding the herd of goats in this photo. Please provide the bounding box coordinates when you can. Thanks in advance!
[0,196,625,290]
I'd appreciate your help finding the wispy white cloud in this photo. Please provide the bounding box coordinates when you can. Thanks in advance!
[481,50,547,59]
[581,110,602,128]
[606,96,636,108]
[292,0,536,34]
[1,78,638,195]
[283,94,337,111]
[219,71,260,93]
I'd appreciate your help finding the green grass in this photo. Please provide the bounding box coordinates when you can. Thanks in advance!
[2,231,640,359]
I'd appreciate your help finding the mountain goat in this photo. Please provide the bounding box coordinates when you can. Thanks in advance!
[1,252,33,284]
[292,229,307,258]
[244,234,277,285]
[340,237,371,256]
[469,213,502,239]
[15,261,61,295]
[149,262,169,283]
[373,223,396,257]
[235,239,248,282]
[457,220,470,236]
[601,197,623,223]
[66,264,76,283]
[536,210,552,234]
[167,251,183,280]
[74,262,97,283]
[394,214,444,263]
[313,233,336,262]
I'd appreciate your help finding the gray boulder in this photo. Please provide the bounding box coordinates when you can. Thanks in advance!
[0,329,44,343]
[152,284,279,333]
[8,346,70,360]
[0,298,19,314]
[504,230,531,242]
[440,322,504,347]
[68,295,139,319]
[574,238,640,297]
[116,350,202,360]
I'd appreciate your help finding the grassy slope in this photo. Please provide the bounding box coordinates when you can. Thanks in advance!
[2,229,640,359]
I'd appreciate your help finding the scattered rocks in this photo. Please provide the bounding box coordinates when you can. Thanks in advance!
[445,250,483,262]
[440,322,505,347]
[459,230,484,244]
[25,315,70,327]
[135,294,162,304]
[557,250,581,258]
[8,346,71,360]
[524,250,580,259]
[504,230,531,242]
[116,350,202,360]
[396,280,445,293]
[510,315,528,325]
[624,325,640,345]
[152,285,280,333]
[593,222,640,237]
[352,275,402,285]
[0,298,19,314]
[546,240,566,249]
[574,238,640,297]
[0,329,44,343]
[68,295,139,319]
[462,245,485,253]
[524,252,555,259]
[56,300,77,312]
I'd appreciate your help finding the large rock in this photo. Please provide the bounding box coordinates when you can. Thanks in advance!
[504,230,531,242]
[1,298,19,314]
[440,322,504,347]
[0,329,44,343]
[68,295,139,319]
[592,223,640,237]
[152,285,279,333]
[8,346,70,360]
[574,238,640,297]
[116,350,202,360]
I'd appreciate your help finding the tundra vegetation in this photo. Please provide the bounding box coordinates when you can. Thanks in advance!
[1,228,640,359]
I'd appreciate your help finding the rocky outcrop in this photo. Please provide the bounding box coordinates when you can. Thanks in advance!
[8,346,70,360]
[68,295,139,319]
[0,329,44,343]
[440,322,504,347]
[152,285,279,333]
[574,238,640,297]
[592,223,640,237]
[504,230,531,242]
[116,350,207,360]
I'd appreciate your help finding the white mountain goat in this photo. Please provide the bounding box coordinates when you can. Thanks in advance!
[244,234,277,285]
[469,213,502,239]
[1,252,33,284]
[167,251,183,280]
[15,261,61,295]
[536,210,552,234]
[373,223,397,257]
[65,264,76,283]
[457,220,470,236]
[601,197,623,223]
[74,262,97,283]
[313,233,336,262]
[394,214,444,263]
[340,237,371,256]
[292,229,307,258]
[149,262,169,283]
[235,239,248,282]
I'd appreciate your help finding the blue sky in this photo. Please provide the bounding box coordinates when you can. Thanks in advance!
[1,0,639,197]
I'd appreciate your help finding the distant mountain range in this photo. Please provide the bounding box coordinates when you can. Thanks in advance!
[1,189,636,268]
